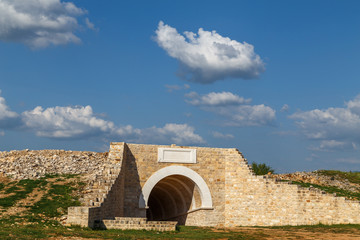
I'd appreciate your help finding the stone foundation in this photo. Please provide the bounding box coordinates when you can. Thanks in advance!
[100,217,177,231]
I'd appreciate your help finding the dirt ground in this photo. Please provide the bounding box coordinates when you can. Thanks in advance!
[46,227,360,240]
[44,228,360,240]
[234,227,360,240]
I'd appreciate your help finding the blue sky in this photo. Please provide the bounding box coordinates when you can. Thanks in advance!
[1,0,360,172]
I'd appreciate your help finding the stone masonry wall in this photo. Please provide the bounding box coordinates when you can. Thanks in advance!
[101,217,177,231]
[224,149,360,226]
[68,143,127,227]
[123,143,229,227]
[94,142,360,228]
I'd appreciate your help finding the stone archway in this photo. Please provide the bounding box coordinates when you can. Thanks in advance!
[139,166,213,224]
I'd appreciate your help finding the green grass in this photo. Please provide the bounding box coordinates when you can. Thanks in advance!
[278,170,360,200]
[30,183,81,218]
[0,222,257,240]
[0,179,47,208]
[291,181,360,200]
[286,170,360,200]
[0,220,359,240]
[317,170,360,184]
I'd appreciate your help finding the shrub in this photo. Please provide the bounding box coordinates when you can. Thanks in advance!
[251,162,274,175]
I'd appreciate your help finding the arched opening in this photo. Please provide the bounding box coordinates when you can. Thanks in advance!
[139,166,213,225]
[146,175,196,224]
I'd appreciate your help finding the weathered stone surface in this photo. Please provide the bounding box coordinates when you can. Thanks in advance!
[0,149,107,180]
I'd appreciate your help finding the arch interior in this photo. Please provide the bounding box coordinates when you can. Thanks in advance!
[146,174,202,225]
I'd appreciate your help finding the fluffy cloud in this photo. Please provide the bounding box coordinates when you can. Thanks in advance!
[20,105,204,145]
[21,105,117,138]
[0,91,19,128]
[186,91,275,126]
[155,21,265,84]
[0,0,92,48]
[0,89,205,145]
[290,95,360,150]
[185,91,251,106]
[310,140,356,152]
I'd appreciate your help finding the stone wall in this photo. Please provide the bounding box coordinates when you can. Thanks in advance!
[224,149,360,226]
[122,143,229,227]
[114,143,360,227]
[100,217,177,231]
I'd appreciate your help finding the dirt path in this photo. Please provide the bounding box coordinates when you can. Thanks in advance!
[3,188,45,217]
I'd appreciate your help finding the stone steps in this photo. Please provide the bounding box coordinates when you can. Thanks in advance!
[82,159,123,207]
[99,217,177,231]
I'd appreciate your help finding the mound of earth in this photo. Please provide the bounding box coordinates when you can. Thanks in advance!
[272,170,360,200]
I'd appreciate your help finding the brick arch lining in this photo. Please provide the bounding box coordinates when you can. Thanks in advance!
[139,165,213,209]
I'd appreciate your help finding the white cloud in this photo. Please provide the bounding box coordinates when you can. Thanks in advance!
[212,131,234,139]
[0,90,19,128]
[0,0,90,48]
[290,94,360,151]
[185,91,251,106]
[221,104,276,127]
[85,17,96,30]
[0,89,204,145]
[185,91,275,126]
[155,21,265,84]
[310,140,356,152]
[19,105,204,145]
[0,91,18,119]
[21,105,117,138]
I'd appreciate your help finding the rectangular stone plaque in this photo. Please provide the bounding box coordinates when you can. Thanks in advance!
[158,148,196,163]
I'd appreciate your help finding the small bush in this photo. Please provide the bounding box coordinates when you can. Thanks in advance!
[251,162,274,175]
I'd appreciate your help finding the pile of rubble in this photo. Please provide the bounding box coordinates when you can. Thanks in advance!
[273,171,360,193]
[0,149,108,180]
